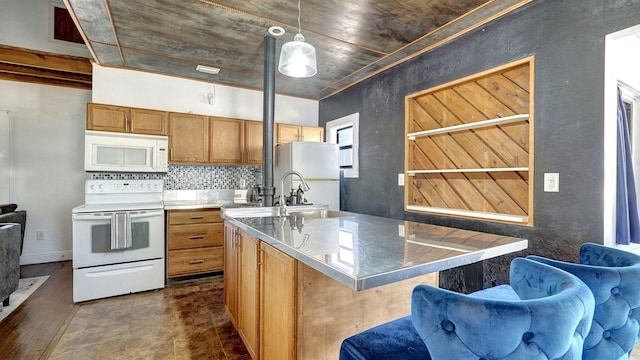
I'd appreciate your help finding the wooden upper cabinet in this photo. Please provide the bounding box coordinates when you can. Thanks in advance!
[210,117,244,164]
[210,117,263,165]
[129,108,168,135]
[86,103,128,132]
[244,120,263,165]
[301,126,324,142]
[276,124,301,144]
[276,123,324,144]
[169,113,209,164]
[87,103,168,135]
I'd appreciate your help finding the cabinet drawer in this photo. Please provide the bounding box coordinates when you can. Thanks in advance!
[167,223,223,249]
[167,247,223,277]
[168,209,222,225]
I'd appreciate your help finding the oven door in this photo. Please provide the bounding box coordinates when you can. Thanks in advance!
[72,209,164,268]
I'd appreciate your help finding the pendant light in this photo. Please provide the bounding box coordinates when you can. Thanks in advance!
[278,0,317,78]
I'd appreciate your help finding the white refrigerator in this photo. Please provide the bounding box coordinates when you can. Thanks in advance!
[275,142,340,210]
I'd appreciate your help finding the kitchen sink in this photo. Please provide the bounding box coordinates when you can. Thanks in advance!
[221,204,330,219]
[287,209,352,220]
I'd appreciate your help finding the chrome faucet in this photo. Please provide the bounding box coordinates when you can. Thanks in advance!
[279,170,310,216]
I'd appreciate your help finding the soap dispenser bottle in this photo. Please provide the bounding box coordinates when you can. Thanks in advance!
[296,184,304,204]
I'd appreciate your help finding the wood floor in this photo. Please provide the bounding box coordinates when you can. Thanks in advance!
[0,261,75,359]
[3,261,640,360]
[0,261,250,360]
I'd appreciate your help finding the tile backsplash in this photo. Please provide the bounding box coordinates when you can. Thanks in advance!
[90,164,262,190]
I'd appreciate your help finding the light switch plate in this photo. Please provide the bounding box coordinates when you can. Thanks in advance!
[398,173,405,186]
[398,224,405,237]
[544,173,559,192]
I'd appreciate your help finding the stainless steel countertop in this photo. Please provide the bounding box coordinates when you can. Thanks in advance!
[163,199,262,210]
[223,208,528,291]
[163,189,261,210]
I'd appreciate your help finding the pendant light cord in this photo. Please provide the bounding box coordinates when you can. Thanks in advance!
[297,0,302,34]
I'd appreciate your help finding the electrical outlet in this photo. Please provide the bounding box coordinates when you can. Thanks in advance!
[398,173,405,186]
[544,173,559,192]
[398,224,405,237]
[36,231,45,240]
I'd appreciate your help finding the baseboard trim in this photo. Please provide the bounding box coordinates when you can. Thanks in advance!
[20,251,72,265]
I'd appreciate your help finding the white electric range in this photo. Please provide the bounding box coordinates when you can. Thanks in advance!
[71,179,165,302]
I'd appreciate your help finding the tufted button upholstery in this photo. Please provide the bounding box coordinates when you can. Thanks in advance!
[410,258,595,360]
[528,243,640,360]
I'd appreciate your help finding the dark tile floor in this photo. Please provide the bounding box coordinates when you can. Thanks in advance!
[48,276,251,360]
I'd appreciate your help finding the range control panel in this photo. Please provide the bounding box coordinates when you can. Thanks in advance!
[85,180,164,194]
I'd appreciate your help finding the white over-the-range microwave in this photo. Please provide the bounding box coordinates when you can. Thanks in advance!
[84,130,168,172]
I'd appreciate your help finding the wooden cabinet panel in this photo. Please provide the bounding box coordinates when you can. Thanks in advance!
[301,126,323,142]
[277,123,324,144]
[224,223,239,327]
[129,108,168,135]
[168,209,221,225]
[277,123,301,143]
[260,241,296,360]
[87,103,168,135]
[210,117,243,164]
[238,232,260,359]
[244,120,263,165]
[167,223,224,250]
[166,247,223,277]
[87,103,128,132]
[169,113,209,164]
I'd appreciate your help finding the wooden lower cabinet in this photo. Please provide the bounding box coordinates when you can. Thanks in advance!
[224,223,239,327]
[238,232,260,359]
[223,222,436,360]
[166,209,224,278]
[260,242,296,360]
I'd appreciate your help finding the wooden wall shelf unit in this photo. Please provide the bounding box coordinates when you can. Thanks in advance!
[405,57,534,225]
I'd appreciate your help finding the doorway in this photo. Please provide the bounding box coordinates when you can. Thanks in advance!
[604,25,640,249]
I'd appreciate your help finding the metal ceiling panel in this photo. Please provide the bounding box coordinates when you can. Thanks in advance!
[65,0,533,100]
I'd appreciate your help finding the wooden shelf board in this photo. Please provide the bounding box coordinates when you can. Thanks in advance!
[407,114,529,140]
[406,205,528,223]
[407,167,528,175]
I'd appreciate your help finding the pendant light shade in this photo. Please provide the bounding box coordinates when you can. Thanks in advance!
[278,33,317,78]
[278,0,317,78]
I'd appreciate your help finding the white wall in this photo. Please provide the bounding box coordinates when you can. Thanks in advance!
[0,111,10,203]
[0,80,90,264]
[92,65,319,126]
[0,0,91,58]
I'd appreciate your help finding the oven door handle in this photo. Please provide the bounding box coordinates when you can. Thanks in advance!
[73,209,164,221]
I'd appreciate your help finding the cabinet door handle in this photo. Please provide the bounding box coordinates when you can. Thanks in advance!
[170,148,174,161]
[190,216,205,219]
[189,260,205,264]
[190,235,205,240]
[126,118,131,132]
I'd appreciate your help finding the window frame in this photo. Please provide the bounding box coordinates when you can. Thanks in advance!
[326,113,359,178]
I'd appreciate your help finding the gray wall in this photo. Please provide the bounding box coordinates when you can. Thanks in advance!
[319,0,640,289]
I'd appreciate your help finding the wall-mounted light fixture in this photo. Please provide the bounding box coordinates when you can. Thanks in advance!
[278,0,317,78]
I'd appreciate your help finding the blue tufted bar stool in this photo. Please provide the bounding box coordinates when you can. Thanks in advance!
[528,243,640,360]
[339,258,595,360]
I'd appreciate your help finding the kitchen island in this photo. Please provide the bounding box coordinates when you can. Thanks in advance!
[222,206,528,360]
